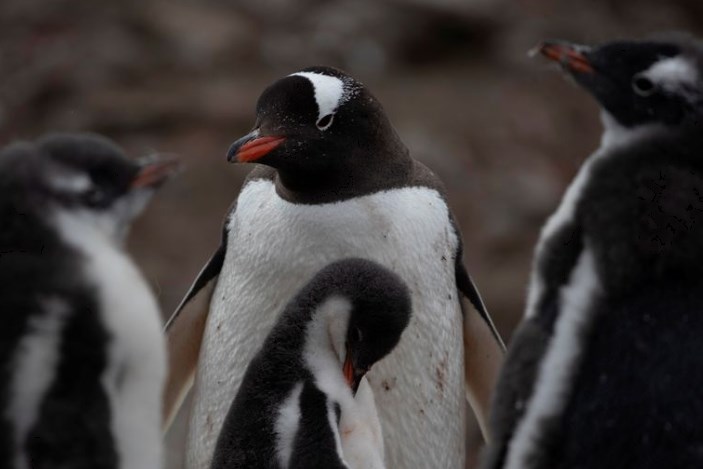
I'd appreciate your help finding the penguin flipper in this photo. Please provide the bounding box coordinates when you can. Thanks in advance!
[456,262,505,443]
[165,238,226,331]
[163,241,225,430]
[462,294,504,443]
[456,262,505,351]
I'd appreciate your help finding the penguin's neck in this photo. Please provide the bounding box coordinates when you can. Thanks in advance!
[301,297,387,468]
[51,209,123,255]
[599,111,665,151]
[302,296,353,403]
[273,139,413,205]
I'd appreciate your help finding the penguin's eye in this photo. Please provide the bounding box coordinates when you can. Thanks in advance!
[316,114,334,131]
[83,188,109,207]
[354,327,363,343]
[632,75,656,97]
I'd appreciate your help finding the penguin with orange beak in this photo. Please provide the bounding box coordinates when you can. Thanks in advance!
[485,36,703,469]
[165,66,505,468]
[0,133,177,469]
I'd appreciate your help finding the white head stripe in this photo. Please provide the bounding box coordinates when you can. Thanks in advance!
[644,56,699,91]
[49,172,92,193]
[291,72,346,120]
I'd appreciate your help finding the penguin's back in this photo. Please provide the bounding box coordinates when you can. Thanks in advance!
[553,280,703,468]
[489,129,703,469]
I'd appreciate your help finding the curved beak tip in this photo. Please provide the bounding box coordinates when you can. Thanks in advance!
[226,142,241,162]
[131,157,181,189]
[534,40,594,74]
[226,134,285,163]
[343,356,364,395]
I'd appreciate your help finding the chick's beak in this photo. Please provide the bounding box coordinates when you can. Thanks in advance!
[343,347,365,396]
[131,156,180,189]
[537,40,594,74]
[226,130,286,163]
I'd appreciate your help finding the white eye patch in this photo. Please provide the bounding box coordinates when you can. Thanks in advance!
[642,56,699,93]
[291,72,346,128]
[48,171,93,194]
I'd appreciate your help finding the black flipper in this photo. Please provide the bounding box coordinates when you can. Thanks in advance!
[455,247,506,352]
[163,218,230,430]
[164,239,226,331]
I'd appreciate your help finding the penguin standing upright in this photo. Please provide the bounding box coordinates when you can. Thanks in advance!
[0,133,176,469]
[485,37,703,469]
[165,66,505,468]
[211,258,411,469]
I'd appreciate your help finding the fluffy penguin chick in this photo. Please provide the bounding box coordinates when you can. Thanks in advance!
[210,258,411,469]
[0,133,177,469]
[485,36,703,469]
[166,65,505,469]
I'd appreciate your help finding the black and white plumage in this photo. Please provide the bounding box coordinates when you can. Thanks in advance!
[485,36,703,469]
[0,133,176,469]
[211,258,411,469]
[165,66,505,468]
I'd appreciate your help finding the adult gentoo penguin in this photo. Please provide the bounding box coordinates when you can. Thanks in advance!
[211,258,411,469]
[484,37,703,469]
[0,133,176,468]
[165,66,505,468]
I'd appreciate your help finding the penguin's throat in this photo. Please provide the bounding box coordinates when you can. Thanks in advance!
[273,157,412,204]
[599,111,665,150]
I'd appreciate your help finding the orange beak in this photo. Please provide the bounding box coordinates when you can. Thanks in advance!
[226,132,286,163]
[343,355,355,388]
[538,41,594,74]
[131,157,180,189]
[343,346,363,395]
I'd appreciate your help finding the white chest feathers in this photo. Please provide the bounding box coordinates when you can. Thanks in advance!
[54,210,166,469]
[338,378,386,469]
[188,180,467,468]
[274,378,385,469]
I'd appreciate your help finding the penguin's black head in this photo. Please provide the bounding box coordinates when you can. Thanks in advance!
[0,133,178,242]
[226,66,408,195]
[318,258,412,394]
[537,37,703,128]
[299,258,411,395]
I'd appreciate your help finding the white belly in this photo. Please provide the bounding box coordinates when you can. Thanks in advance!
[56,212,166,469]
[187,180,466,469]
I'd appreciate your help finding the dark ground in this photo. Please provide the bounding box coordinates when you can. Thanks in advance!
[2,0,702,467]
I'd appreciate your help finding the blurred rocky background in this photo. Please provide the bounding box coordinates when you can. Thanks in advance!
[2,0,702,467]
